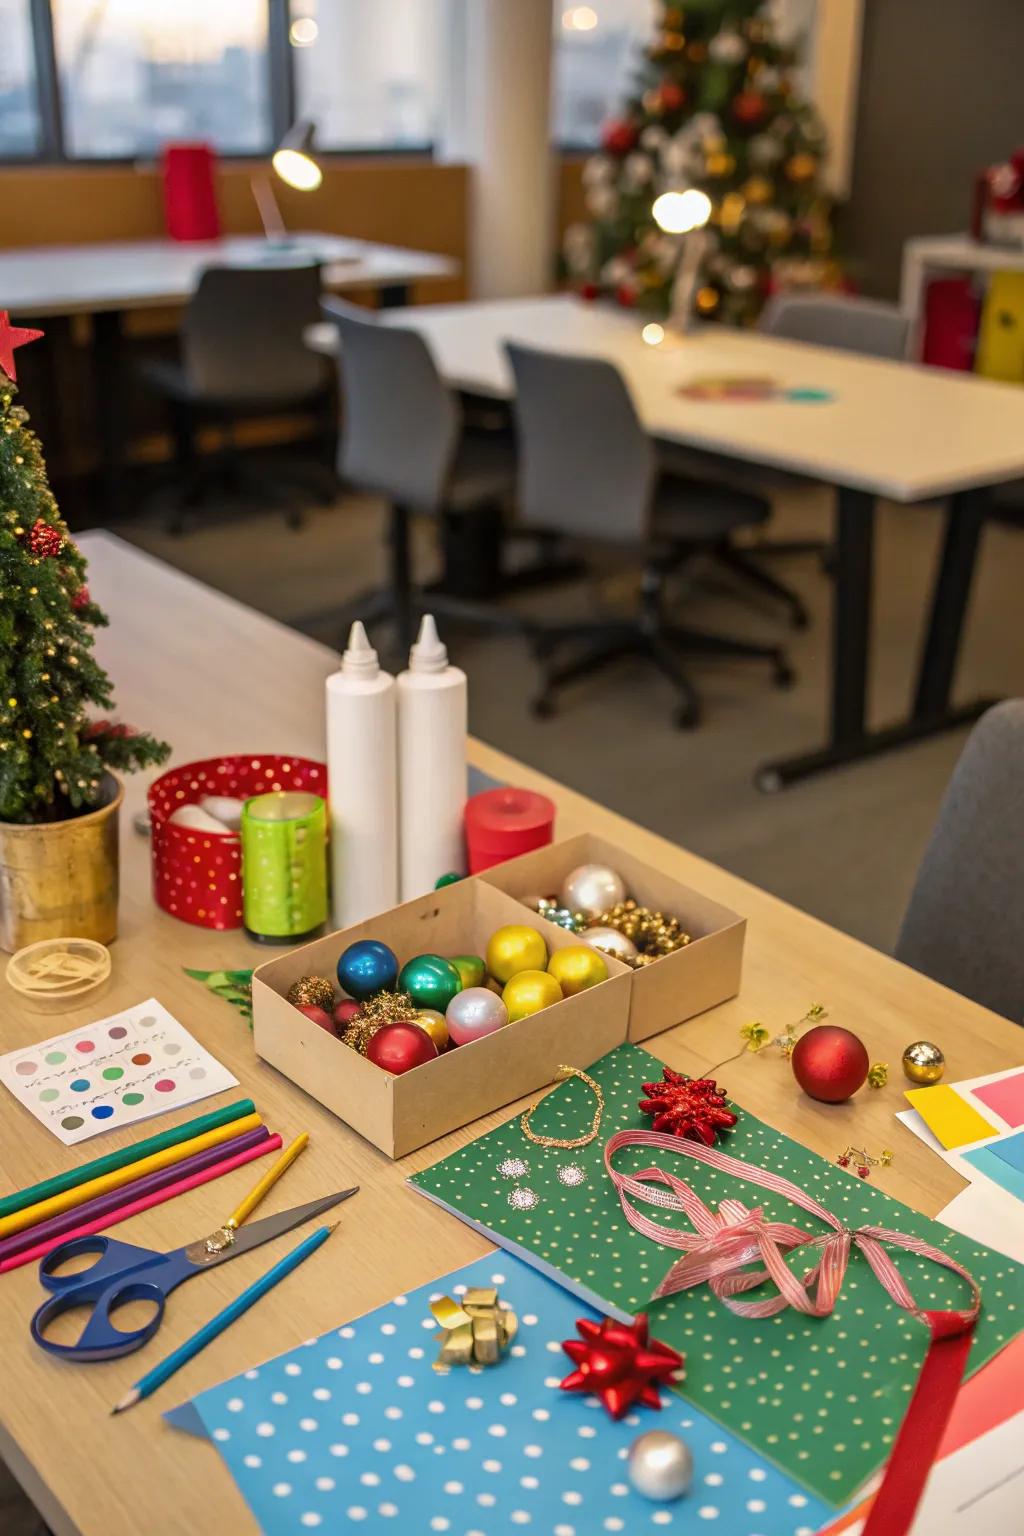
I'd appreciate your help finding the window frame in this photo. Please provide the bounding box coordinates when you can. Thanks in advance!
[0,0,439,167]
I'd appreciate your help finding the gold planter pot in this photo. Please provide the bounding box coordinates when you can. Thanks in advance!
[0,773,123,953]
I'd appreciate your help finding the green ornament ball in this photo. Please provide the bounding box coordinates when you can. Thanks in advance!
[450,953,486,990]
[435,872,463,888]
[398,953,463,1012]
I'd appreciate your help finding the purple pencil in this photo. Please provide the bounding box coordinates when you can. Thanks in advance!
[0,1125,270,1265]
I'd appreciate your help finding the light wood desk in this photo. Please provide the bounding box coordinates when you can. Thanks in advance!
[310,294,1024,788]
[0,532,1019,1536]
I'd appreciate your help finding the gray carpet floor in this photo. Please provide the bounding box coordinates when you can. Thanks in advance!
[116,479,1024,957]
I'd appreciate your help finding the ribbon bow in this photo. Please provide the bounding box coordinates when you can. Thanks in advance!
[604,1127,981,1536]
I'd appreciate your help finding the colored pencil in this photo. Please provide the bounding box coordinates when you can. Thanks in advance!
[0,1098,256,1221]
[0,1112,263,1241]
[0,1134,283,1276]
[0,1127,270,1266]
[225,1132,309,1231]
[113,1222,337,1414]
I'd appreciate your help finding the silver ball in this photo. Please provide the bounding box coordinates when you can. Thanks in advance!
[627,1429,693,1501]
[560,863,627,920]
[582,926,638,962]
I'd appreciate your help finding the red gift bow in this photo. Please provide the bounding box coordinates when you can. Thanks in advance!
[604,1127,981,1536]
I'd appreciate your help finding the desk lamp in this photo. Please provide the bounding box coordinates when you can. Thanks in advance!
[652,187,713,334]
[252,121,322,245]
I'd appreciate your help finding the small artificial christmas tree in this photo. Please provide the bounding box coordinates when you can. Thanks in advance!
[564,0,839,327]
[0,314,170,824]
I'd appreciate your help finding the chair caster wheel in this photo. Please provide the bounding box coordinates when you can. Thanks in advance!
[673,703,700,731]
[531,696,555,720]
[756,767,783,793]
[286,510,304,531]
[789,605,810,631]
[773,658,796,689]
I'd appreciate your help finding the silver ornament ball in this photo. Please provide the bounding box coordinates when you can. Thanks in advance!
[560,862,627,919]
[582,925,639,962]
[627,1430,693,1501]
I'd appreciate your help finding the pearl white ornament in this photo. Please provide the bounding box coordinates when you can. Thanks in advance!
[585,184,618,218]
[559,863,626,919]
[627,1430,693,1501]
[708,28,747,64]
[623,151,654,191]
[582,926,638,962]
[445,986,508,1046]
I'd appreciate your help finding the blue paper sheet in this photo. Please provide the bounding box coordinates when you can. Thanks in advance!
[963,1142,1024,1201]
[167,1252,828,1535]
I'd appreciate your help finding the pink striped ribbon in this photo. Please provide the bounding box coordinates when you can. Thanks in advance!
[604,1127,981,1536]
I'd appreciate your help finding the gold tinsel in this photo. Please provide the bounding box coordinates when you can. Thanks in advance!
[593,899,691,959]
[286,974,336,1011]
[340,989,416,1055]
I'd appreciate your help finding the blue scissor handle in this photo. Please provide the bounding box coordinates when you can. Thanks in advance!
[32,1235,177,1362]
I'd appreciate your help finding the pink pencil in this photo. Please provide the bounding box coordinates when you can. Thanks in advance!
[0,1133,283,1275]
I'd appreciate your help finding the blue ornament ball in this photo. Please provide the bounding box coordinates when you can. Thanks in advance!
[337,939,399,1001]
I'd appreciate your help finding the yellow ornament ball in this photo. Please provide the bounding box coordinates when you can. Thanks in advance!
[547,945,609,997]
[786,153,818,183]
[502,970,563,1022]
[411,1008,449,1052]
[486,924,548,985]
[705,151,735,178]
[743,175,773,205]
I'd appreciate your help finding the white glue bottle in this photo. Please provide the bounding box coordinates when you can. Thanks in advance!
[397,614,467,900]
[325,621,398,926]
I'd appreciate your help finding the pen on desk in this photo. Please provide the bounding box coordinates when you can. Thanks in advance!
[112,1221,338,1415]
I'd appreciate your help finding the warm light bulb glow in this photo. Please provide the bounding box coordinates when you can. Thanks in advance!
[562,5,598,30]
[272,148,322,191]
[641,322,665,346]
[652,188,712,234]
[289,17,318,45]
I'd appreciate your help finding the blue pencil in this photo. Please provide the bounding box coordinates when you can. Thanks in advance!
[111,1223,337,1414]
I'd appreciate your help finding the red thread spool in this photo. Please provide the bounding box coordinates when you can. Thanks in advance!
[464,787,556,874]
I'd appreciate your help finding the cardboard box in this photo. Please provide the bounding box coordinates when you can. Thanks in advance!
[480,833,745,1042]
[252,879,631,1159]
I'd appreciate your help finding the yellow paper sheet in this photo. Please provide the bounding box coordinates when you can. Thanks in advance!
[905,1084,997,1149]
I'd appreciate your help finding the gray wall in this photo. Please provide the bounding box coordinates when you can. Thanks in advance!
[842,0,1024,299]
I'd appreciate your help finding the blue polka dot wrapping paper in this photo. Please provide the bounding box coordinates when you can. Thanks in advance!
[166,1251,829,1536]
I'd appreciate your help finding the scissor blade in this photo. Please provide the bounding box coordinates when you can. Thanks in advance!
[189,1188,359,1269]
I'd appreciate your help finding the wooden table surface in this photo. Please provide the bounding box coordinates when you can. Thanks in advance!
[1,532,1019,1536]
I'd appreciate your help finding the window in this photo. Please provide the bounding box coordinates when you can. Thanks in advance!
[51,0,271,158]
[290,0,441,150]
[552,0,656,150]
[0,0,40,157]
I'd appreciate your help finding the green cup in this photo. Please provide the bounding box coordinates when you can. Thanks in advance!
[240,791,328,944]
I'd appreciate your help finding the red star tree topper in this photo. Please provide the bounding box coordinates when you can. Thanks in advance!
[0,311,43,382]
[559,1313,684,1420]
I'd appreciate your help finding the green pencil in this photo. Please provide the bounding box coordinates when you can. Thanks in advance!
[0,1098,256,1220]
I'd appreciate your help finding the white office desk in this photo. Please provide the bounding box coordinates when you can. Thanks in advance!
[312,294,1024,786]
[0,233,458,317]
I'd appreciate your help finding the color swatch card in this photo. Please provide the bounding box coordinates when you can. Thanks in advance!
[410,1044,1024,1507]
[0,998,238,1145]
[902,1084,997,1150]
[167,1250,829,1536]
[970,1070,1024,1129]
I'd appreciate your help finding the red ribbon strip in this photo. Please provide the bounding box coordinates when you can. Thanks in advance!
[604,1128,980,1536]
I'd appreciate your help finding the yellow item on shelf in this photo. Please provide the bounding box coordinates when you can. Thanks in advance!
[975,270,1024,383]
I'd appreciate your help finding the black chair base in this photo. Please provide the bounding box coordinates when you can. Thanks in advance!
[712,543,811,629]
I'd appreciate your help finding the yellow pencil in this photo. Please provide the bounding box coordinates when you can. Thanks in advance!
[224,1132,309,1231]
[0,1113,263,1240]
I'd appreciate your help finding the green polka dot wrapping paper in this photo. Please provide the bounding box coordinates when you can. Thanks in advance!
[409,1043,1024,1507]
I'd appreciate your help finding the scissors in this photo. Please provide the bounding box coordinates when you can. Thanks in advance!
[30,1187,358,1363]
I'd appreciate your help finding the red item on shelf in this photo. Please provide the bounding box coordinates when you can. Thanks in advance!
[162,142,221,242]
[463,786,555,874]
[148,754,326,930]
[921,277,980,372]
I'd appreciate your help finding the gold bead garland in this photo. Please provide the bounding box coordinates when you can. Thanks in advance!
[339,989,416,1055]
[520,1065,605,1149]
[592,898,691,960]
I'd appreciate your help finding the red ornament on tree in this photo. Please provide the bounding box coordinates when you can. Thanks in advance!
[26,519,64,559]
[366,1020,438,1075]
[579,281,600,302]
[659,81,687,112]
[615,284,637,309]
[72,585,90,610]
[560,1313,684,1420]
[601,118,639,156]
[791,1024,869,1103]
[638,1068,738,1144]
[732,90,768,127]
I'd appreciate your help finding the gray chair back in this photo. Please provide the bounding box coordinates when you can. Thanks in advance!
[505,342,655,542]
[182,263,327,401]
[326,300,459,515]
[760,293,910,362]
[896,700,1024,1023]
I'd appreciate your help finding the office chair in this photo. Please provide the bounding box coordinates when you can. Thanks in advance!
[325,297,520,654]
[506,342,793,729]
[141,262,335,532]
[895,700,1024,1023]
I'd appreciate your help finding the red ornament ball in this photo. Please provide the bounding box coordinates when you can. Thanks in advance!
[733,90,768,127]
[295,1004,335,1035]
[579,282,600,302]
[792,1025,869,1103]
[602,118,639,156]
[333,998,362,1031]
[27,519,64,558]
[615,284,637,309]
[72,585,90,610]
[659,81,687,112]
[366,1020,438,1075]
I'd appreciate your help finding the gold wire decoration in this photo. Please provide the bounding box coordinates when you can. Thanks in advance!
[520,1065,605,1149]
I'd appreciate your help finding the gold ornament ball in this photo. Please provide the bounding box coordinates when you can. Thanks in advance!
[450,954,486,990]
[743,175,773,205]
[502,969,563,1022]
[902,1040,945,1085]
[705,151,735,178]
[411,1007,449,1052]
[786,153,818,183]
[547,944,609,997]
[696,286,720,314]
[286,974,336,1011]
[486,924,549,985]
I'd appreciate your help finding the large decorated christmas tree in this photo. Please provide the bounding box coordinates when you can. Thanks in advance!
[565,0,839,327]
[0,314,169,824]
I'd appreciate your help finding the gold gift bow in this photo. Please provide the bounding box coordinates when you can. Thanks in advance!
[430,1287,518,1372]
